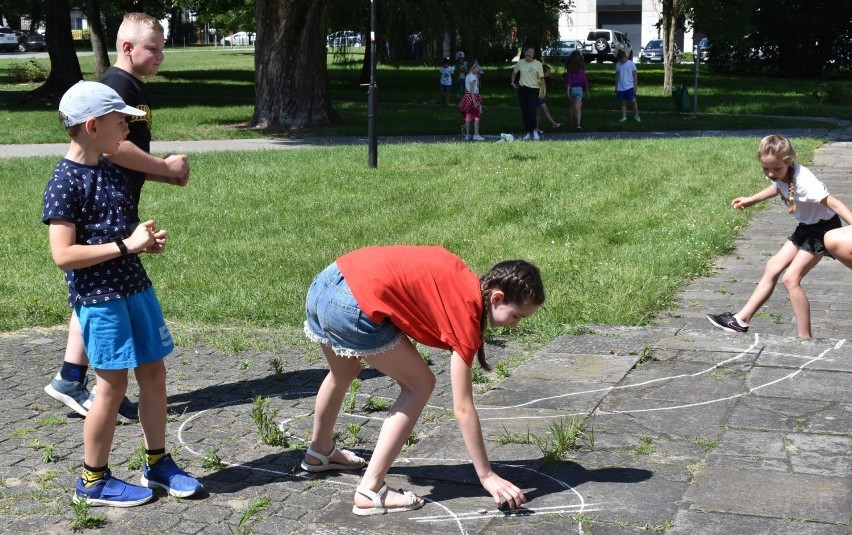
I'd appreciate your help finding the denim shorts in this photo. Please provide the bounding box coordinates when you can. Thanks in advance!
[74,287,173,370]
[569,87,584,100]
[304,262,403,358]
[788,213,841,259]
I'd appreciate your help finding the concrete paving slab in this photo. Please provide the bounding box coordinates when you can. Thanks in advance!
[683,468,851,524]
[669,509,849,535]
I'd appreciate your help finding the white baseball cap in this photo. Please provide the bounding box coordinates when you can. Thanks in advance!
[456,51,465,58]
[59,81,146,127]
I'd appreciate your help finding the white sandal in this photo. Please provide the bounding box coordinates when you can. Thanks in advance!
[352,483,424,516]
[300,443,366,473]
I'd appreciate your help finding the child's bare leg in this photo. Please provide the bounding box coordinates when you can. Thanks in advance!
[473,118,480,136]
[65,313,89,366]
[356,337,435,509]
[825,226,852,269]
[568,98,575,125]
[737,241,798,324]
[781,250,822,337]
[541,103,557,126]
[83,369,127,467]
[574,99,582,126]
[135,360,167,450]
[465,118,471,137]
[304,346,363,466]
[633,98,640,117]
[621,100,627,118]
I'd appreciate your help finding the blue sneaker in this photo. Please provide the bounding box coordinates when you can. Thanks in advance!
[73,470,154,507]
[88,384,139,424]
[141,454,203,498]
[44,374,91,417]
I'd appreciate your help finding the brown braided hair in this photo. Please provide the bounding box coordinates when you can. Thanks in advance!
[758,135,798,214]
[477,260,545,371]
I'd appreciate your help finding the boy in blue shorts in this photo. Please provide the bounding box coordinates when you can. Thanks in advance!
[43,81,203,507]
[615,49,640,123]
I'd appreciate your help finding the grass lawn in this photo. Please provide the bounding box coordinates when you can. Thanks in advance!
[0,47,840,350]
[0,137,820,352]
[0,47,848,144]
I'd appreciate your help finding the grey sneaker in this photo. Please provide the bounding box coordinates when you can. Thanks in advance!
[89,384,139,424]
[706,312,748,333]
[44,374,91,417]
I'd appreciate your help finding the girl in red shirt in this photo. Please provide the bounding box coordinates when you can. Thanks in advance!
[302,245,544,515]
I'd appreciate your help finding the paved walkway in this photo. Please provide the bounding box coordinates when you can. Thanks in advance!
[1,127,851,534]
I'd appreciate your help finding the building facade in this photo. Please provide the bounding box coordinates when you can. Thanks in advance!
[560,0,696,54]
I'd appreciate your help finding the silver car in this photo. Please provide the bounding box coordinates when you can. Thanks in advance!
[639,40,682,64]
[543,39,584,62]
[0,27,18,52]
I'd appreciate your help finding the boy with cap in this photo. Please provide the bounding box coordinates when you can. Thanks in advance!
[44,81,203,507]
[45,12,189,425]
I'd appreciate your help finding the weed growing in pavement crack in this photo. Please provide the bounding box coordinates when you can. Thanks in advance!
[631,435,656,456]
[342,379,361,413]
[497,425,536,445]
[70,499,105,532]
[268,357,286,378]
[538,417,592,465]
[201,449,224,469]
[237,496,270,535]
[363,395,390,413]
[251,396,288,447]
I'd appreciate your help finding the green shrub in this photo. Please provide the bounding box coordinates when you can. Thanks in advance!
[812,83,852,104]
[8,60,48,83]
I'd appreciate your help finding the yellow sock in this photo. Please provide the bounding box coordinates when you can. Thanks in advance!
[145,450,166,467]
[82,466,107,488]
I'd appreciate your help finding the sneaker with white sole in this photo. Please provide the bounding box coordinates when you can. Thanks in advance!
[141,453,203,498]
[44,375,92,418]
[521,133,531,141]
[472,135,485,141]
[533,130,540,141]
[73,470,154,508]
[705,312,749,333]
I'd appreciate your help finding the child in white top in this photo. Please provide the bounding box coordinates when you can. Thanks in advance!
[706,135,852,338]
[439,57,454,105]
[614,49,640,122]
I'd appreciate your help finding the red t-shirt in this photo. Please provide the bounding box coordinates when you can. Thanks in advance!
[336,245,483,366]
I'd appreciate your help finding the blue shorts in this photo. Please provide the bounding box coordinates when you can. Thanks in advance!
[440,83,452,94]
[617,88,636,101]
[569,87,584,100]
[74,287,173,370]
[304,262,403,358]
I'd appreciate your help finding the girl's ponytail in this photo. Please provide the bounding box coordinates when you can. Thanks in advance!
[477,260,545,370]
[758,135,798,214]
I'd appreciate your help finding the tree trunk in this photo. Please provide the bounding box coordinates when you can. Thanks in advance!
[87,0,110,78]
[660,0,681,95]
[252,0,338,131]
[30,0,83,101]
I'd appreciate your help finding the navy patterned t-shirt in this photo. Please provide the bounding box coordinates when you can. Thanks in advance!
[42,158,151,306]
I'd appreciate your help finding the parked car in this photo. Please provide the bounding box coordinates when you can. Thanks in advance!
[543,39,584,61]
[0,27,18,52]
[222,31,253,46]
[639,40,682,64]
[326,30,362,48]
[15,30,46,52]
[582,29,632,63]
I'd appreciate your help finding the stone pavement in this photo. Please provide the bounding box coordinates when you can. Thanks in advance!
[1,129,851,534]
